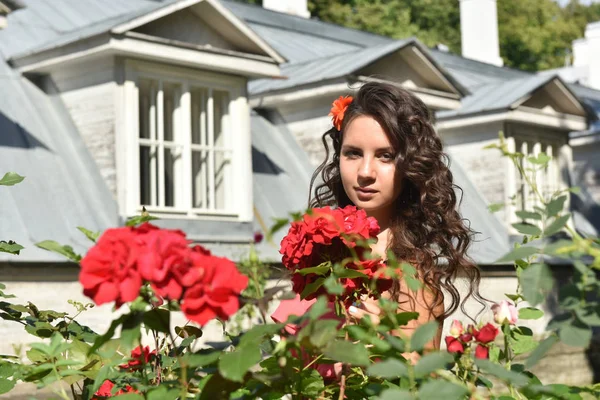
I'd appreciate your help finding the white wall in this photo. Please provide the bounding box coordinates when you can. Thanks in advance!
[50,56,118,198]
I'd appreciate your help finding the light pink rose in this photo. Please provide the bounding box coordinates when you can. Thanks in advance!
[449,319,464,337]
[492,300,518,325]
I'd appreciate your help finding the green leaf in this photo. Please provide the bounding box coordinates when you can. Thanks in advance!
[367,358,409,379]
[528,152,551,165]
[112,394,144,400]
[238,324,283,348]
[521,263,553,305]
[77,227,100,243]
[568,186,581,194]
[413,352,453,378]
[488,203,505,213]
[417,380,469,400]
[512,223,542,236]
[516,211,542,221]
[574,305,600,326]
[181,351,221,368]
[267,218,289,241]
[296,263,331,276]
[309,319,340,347]
[0,378,15,395]
[143,308,170,333]
[323,275,344,295]
[323,340,370,366]
[475,358,530,386]
[147,386,179,400]
[525,335,558,369]
[175,325,203,340]
[336,269,369,279]
[377,389,414,400]
[218,345,262,382]
[0,172,24,186]
[559,320,592,348]
[544,214,570,236]
[300,277,325,299]
[0,241,23,255]
[518,307,544,320]
[409,321,438,352]
[298,369,324,398]
[35,241,81,262]
[495,246,539,263]
[308,296,329,320]
[510,331,538,355]
[125,213,158,227]
[546,196,567,217]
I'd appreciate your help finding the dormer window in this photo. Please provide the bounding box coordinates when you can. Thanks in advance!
[122,60,251,221]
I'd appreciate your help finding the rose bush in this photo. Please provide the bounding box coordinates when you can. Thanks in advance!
[1,139,599,400]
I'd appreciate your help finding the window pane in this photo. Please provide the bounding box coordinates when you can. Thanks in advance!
[213,90,229,148]
[192,150,209,209]
[164,147,177,207]
[163,83,180,142]
[138,79,154,139]
[140,145,157,206]
[191,88,208,145]
[214,150,231,210]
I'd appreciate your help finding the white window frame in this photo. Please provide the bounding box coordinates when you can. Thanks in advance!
[504,127,569,228]
[117,60,253,222]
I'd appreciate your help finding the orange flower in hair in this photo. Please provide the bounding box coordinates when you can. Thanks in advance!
[329,95,353,131]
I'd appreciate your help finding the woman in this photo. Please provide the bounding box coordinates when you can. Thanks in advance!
[273,81,484,360]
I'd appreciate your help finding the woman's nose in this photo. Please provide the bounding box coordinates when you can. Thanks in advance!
[358,158,376,180]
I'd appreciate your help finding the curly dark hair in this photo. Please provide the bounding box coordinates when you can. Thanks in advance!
[309,81,485,320]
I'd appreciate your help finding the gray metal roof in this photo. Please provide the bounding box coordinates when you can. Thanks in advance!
[250,111,314,262]
[0,0,171,59]
[249,39,412,95]
[447,156,511,264]
[0,55,119,262]
[437,74,561,119]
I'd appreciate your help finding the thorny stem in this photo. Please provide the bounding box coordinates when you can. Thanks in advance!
[338,302,351,400]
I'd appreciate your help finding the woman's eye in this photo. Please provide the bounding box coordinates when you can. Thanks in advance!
[380,153,395,161]
[343,150,360,158]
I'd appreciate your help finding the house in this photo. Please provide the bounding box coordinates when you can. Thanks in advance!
[0,0,599,389]
[538,19,600,234]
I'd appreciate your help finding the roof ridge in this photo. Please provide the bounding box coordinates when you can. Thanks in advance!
[223,0,390,45]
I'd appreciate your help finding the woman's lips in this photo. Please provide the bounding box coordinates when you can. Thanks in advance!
[355,187,377,200]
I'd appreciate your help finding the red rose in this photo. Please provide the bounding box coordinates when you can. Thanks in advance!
[475,344,489,359]
[93,380,114,398]
[120,345,156,371]
[473,323,499,344]
[445,336,465,354]
[181,248,248,325]
[92,381,138,399]
[137,229,201,300]
[80,227,143,306]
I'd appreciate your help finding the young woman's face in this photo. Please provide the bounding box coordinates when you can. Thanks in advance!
[340,115,403,218]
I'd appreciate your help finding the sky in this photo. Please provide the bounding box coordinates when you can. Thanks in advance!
[556,0,600,5]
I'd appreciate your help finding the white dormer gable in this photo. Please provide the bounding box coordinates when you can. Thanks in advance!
[357,44,463,110]
[516,78,587,117]
[12,0,284,78]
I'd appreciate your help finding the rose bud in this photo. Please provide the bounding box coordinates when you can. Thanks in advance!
[475,344,489,359]
[445,336,465,354]
[492,300,518,325]
[473,323,499,344]
[459,333,473,343]
[449,320,464,338]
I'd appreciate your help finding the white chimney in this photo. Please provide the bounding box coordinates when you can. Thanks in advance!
[584,21,600,90]
[263,0,310,19]
[459,0,503,67]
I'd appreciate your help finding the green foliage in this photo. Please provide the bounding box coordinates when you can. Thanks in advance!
[0,172,24,186]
